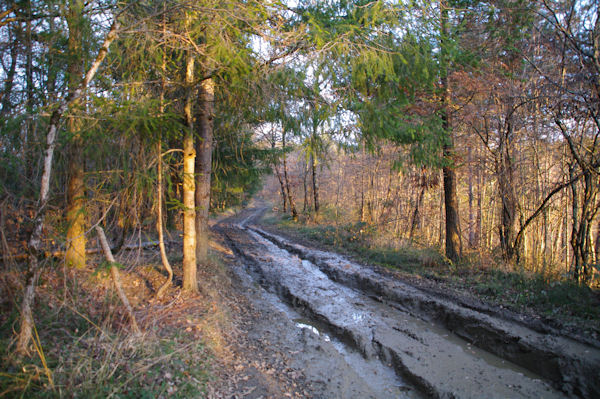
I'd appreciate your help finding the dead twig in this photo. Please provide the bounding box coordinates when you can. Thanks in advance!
[95,226,141,335]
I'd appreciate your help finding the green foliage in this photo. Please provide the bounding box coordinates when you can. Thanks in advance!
[94,260,125,276]
[211,128,272,210]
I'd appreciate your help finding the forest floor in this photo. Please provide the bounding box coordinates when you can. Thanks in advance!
[2,203,600,398]
[0,232,320,398]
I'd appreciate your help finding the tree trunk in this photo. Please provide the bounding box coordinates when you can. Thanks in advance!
[16,16,120,355]
[440,0,461,261]
[467,147,476,247]
[311,152,319,214]
[497,120,518,262]
[303,159,309,213]
[443,161,461,261]
[65,0,86,269]
[65,136,86,268]
[282,131,297,220]
[182,51,197,293]
[275,164,287,213]
[195,78,214,265]
[410,172,426,241]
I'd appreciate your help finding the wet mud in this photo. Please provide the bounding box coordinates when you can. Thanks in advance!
[217,208,600,398]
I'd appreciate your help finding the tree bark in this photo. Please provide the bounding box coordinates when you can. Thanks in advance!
[282,131,298,220]
[195,78,214,265]
[496,116,518,262]
[16,16,120,355]
[182,51,197,293]
[65,0,87,269]
[311,152,319,214]
[440,0,461,262]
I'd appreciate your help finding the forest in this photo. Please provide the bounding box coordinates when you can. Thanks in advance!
[1,0,599,397]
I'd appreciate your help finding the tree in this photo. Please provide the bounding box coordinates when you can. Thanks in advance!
[65,0,87,269]
[439,0,462,261]
[195,78,214,265]
[539,0,600,282]
[182,32,197,293]
[16,9,121,355]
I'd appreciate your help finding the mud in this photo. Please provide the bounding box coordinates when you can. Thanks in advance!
[224,230,420,399]
[217,207,600,398]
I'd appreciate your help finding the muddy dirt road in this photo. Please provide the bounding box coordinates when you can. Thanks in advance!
[217,207,600,398]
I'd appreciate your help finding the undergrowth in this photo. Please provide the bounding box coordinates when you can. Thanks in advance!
[264,211,600,334]
[0,257,217,398]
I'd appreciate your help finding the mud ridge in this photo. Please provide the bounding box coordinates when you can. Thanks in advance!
[250,225,600,398]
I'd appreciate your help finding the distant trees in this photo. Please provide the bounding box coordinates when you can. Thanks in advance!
[262,0,600,284]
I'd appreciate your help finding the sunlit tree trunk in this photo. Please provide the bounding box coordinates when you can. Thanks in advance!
[65,0,86,269]
[182,51,197,293]
[282,131,298,220]
[195,78,214,265]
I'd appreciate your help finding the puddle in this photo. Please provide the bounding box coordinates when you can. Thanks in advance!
[294,318,331,341]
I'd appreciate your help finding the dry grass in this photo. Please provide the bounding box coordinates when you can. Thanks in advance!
[0,242,240,398]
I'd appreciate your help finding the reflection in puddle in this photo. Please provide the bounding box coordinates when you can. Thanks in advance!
[352,312,365,323]
[238,233,422,398]
[294,319,331,342]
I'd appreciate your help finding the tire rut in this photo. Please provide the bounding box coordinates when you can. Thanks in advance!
[216,208,590,398]
[251,225,600,398]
